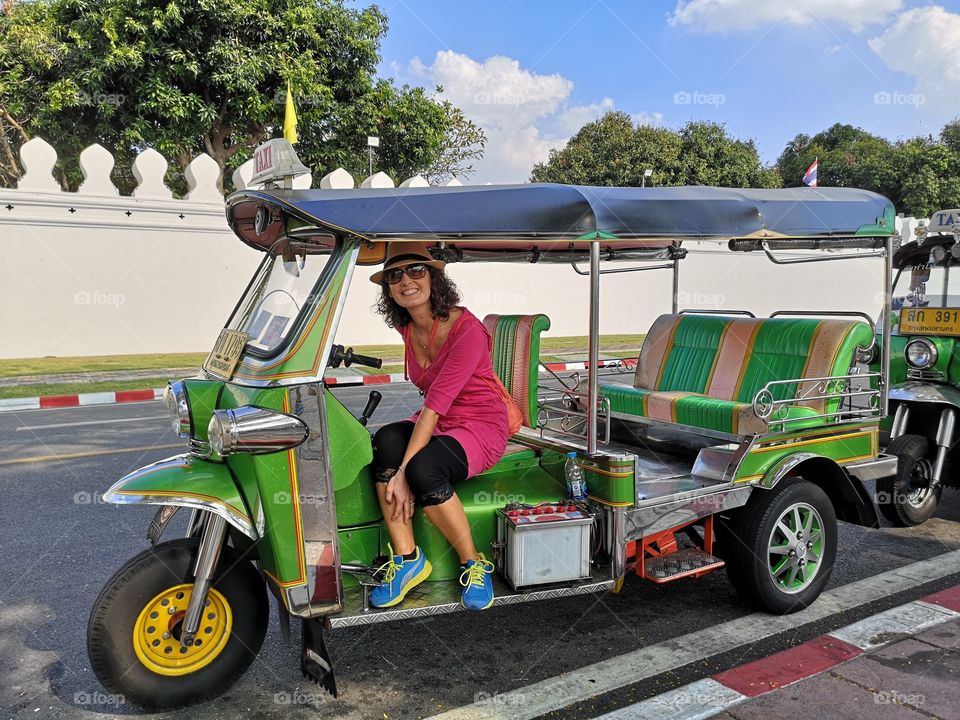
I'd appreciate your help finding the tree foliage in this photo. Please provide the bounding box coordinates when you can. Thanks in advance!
[530,111,780,188]
[0,0,483,191]
[776,122,960,217]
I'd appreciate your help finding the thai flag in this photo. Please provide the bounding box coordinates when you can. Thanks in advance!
[803,158,818,187]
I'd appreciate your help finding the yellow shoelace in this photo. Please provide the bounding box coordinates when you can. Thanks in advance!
[375,543,403,584]
[459,555,495,588]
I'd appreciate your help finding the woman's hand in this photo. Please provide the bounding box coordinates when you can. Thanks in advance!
[386,468,415,523]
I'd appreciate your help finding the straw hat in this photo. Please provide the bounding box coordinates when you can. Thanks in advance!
[370,242,445,284]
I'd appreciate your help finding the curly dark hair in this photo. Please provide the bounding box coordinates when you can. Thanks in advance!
[375,265,462,329]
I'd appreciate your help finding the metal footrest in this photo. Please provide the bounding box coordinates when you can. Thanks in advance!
[642,547,724,584]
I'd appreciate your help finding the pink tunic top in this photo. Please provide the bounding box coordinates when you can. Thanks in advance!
[403,308,510,477]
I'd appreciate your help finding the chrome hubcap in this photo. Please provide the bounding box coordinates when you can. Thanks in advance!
[906,458,933,508]
[768,502,824,594]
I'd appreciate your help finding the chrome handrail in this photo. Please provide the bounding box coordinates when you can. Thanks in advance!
[752,371,882,432]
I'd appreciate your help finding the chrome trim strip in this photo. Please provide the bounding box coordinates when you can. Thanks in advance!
[845,454,898,482]
[104,490,257,539]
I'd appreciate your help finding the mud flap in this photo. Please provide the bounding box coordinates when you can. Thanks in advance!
[301,618,337,697]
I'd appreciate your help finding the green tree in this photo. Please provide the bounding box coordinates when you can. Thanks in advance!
[0,0,479,192]
[530,111,778,188]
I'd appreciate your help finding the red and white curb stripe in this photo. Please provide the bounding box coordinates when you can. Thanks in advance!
[597,585,960,720]
[0,388,164,412]
[0,359,637,412]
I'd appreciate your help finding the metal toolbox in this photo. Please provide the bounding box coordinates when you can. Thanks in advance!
[495,502,593,591]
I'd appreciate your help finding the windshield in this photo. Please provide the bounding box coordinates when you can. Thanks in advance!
[227,239,336,354]
[893,251,960,311]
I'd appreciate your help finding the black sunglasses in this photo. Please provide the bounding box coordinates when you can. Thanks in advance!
[384,264,428,285]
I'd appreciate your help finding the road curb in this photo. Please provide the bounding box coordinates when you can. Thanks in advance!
[0,359,637,413]
[596,584,960,720]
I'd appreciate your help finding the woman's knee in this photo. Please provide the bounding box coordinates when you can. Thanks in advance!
[371,422,412,480]
[405,448,461,507]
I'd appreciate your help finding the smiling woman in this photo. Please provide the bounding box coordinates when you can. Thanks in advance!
[368,242,511,611]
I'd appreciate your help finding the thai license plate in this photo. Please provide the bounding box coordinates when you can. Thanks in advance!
[204,329,248,380]
[899,308,960,336]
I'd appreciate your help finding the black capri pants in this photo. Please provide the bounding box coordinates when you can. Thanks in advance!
[372,421,469,507]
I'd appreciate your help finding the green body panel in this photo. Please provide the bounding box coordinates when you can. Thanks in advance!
[220,384,305,585]
[489,314,551,425]
[337,524,381,588]
[107,455,251,529]
[182,379,222,441]
[735,428,876,481]
[735,319,820,403]
[871,331,908,386]
[657,316,731,392]
[402,456,566,580]
[325,390,381,526]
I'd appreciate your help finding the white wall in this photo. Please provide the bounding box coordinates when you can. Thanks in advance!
[0,138,915,359]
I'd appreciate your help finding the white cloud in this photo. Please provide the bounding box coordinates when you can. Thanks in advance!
[868,6,960,115]
[404,51,661,184]
[669,0,902,32]
[631,111,666,126]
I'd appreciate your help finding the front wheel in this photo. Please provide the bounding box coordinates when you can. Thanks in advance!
[87,538,268,711]
[724,479,837,614]
[877,434,941,527]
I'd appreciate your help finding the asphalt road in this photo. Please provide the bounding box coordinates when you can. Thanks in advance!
[1,385,959,720]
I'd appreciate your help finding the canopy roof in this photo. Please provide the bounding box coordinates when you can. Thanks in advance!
[227,183,895,257]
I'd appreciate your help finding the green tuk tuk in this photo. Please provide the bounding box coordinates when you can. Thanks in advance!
[874,209,960,525]
[86,140,898,710]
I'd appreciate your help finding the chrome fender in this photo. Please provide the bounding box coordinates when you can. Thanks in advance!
[104,454,257,540]
[889,382,960,409]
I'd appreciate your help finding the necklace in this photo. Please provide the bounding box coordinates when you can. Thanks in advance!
[413,324,429,352]
[412,317,441,362]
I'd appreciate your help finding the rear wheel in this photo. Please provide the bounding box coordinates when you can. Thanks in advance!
[877,434,941,527]
[87,538,268,710]
[724,479,837,614]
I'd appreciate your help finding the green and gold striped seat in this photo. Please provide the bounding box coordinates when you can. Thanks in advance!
[483,313,551,432]
[600,314,873,435]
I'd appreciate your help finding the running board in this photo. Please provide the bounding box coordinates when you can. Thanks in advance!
[328,569,614,628]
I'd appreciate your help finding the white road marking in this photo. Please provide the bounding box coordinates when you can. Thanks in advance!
[16,415,167,431]
[830,599,959,650]
[597,678,745,720]
[426,549,960,720]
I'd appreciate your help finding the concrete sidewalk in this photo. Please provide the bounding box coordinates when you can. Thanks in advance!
[599,585,960,720]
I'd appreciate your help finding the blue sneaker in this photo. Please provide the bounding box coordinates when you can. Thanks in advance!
[370,545,432,608]
[459,554,495,610]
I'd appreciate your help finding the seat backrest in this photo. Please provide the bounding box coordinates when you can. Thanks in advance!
[636,314,873,415]
[483,314,551,428]
[634,314,732,394]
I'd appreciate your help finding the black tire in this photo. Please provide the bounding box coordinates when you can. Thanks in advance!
[724,479,838,614]
[87,537,268,711]
[877,434,941,527]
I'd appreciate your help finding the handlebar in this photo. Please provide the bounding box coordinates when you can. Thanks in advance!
[327,344,383,370]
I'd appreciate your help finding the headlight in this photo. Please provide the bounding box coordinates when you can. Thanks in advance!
[905,338,938,369]
[207,406,309,456]
[163,381,191,438]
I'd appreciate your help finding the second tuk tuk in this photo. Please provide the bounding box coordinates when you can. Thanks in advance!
[86,140,898,710]
[873,209,960,525]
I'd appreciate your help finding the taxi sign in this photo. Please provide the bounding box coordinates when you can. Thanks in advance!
[928,209,960,235]
[899,307,960,336]
[250,138,310,188]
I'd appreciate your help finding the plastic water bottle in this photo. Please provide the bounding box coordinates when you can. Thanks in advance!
[565,451,587,500]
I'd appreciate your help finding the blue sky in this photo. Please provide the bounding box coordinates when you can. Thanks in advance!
[360,0,960,184]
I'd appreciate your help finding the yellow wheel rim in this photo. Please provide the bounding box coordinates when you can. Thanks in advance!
[132,583,232,676]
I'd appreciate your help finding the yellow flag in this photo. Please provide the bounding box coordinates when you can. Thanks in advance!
[284,82,298,145]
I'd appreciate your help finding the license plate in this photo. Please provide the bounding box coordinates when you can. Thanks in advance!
[899,307,960,336]
[203,329,248,380]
